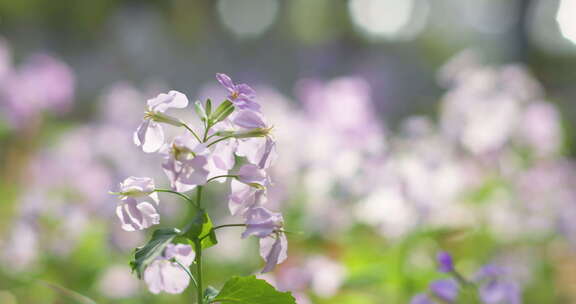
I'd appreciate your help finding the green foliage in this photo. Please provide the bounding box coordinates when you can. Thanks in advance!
[185,209,218,249]
[130,228,180,279]
[203,286,219,304]
[209,100,235,125]
[211,275,296,304]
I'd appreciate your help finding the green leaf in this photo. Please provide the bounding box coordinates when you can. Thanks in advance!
[185,209,218,249]
[205,99,212,117]
[203,286,219,304]
[130,228,180,278]
[209,100,235,124]
[212,275,296,304]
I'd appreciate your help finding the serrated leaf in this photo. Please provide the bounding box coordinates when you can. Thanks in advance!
[130,228,180,279]
[212,276,296,304]
[209,100,235,124]
[185,209,218,249]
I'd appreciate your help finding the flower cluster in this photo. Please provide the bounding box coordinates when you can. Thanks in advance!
[111,74,286,295]
[411,251,521,304]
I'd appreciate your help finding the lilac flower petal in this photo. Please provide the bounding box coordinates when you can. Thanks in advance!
[148,90,189,113]
[236,83,256,99]
[430,279,458,302]
[237,164,267,186]
[216,73,235,91]
[480,280,521,304]
[233,110,266,129]
[260,234,288,273]
[143,260,190,294]
[242,207,283,239]
[134,120,165,153]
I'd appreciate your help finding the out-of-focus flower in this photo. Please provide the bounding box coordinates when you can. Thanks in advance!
[162,136,210,192]
[437,251,455,273]
[306,256,346,298]
[144,244,195,294]
[216,73,260,111]
[113,177,160,231]
[98,265,139,299]
[410,293,433,304]
[134,90,189,153]
[474,265,521,304]
[0,52,75,128]
[259,233,288,273]
[429,279,458,302]
[242,207,283,238]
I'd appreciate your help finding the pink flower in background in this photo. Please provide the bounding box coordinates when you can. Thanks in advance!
[144,244,195,294]
[260,233,288,273]
[242,207,283,238]
[216,73,260,112]
[134,90,189,153]
[114,177,160,231]
[1,52,75,128]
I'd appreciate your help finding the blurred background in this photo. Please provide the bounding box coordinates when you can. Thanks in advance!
[1,0,576,303]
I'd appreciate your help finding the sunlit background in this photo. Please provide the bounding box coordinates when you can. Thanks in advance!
[1,0,576,303]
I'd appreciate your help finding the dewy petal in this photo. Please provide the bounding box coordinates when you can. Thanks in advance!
[259,234,288,273]
[216,73,235,92]
[233,110,266,129]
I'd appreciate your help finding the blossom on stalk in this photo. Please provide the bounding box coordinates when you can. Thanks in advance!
[242,207,283,238]
[228,179,267,216]
[216,73,260,111]
[237,164,268,188]
[134,90,189,153]
[144,244,195,294]
[260,233,288,273]
[113,177,160,231]
[162,136,210,192]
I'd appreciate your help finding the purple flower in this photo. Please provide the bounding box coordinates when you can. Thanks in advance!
[134,90,189,153]
[113,177,160,231]
[429,279,458,302]
[236,137,277,169]
[242,207,283,239]
[216,73,260,111]
[233,110,267,129]
[237,164,268,187]
[228,179,267,216]
[206,138,238,182]
[143,244,195,294]
[474,265,521,304]
[437,251,455,273]
[259,233,287,273]
[162,136,210,192]
[410,293,433,304]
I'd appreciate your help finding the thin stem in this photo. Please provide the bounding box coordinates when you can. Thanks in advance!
[196,186,203,209]
[183,124,202,143]
[199,224,246,241]
[202,122,211,142]
[194,239,203,304]
[206,135,234,148]
[206,175,238,184]
[154,189,199,209]
[174,259,198,289]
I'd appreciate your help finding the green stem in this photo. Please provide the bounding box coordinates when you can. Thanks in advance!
[174,259,198,289]
[183,124,202,143]
[206,135,235,147]
[154,189,199,209]
[206,175,238,184]
[199,224,246,241]
[194,239,203,304]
